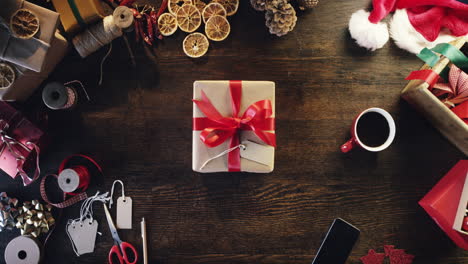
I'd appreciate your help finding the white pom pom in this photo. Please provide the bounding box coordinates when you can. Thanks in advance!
[349,10,389,51]
[390,9,457,54]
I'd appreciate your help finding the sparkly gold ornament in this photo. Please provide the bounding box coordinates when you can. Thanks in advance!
[16,200,54,238]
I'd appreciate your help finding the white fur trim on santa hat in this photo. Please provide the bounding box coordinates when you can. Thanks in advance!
[349,10,389,51]
[390,9,458,54]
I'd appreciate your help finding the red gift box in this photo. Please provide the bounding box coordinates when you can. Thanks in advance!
[0,102,44,185]
[419,160,468,250]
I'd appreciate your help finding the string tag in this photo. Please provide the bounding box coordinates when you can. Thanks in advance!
[66,219,98,256]
[239,140,274,167]
[110,180,132,229]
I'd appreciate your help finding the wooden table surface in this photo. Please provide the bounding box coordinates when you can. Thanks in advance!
[0,0,467,263]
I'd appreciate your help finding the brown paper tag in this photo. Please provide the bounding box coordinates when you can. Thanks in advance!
[240,140,274,167]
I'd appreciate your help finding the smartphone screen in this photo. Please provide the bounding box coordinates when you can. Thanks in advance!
[311,218,360,264]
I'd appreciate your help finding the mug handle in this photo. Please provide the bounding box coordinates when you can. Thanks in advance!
[341,138,357,153]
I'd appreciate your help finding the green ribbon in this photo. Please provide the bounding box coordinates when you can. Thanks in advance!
[416,43,468,81]
[67,0,86,29]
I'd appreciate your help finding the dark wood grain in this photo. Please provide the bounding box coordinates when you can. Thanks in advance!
[0,0,466,263]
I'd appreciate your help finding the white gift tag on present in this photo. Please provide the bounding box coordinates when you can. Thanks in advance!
[67,219,98,256]
[240,140,274,167]
[116,196,132,229]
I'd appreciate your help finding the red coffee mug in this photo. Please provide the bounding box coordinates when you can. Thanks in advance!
[341,108,396,153]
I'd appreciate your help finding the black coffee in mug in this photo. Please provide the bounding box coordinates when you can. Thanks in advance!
[356,112,390,147]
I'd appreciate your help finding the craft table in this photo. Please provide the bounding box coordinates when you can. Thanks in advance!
[0,0,466,263]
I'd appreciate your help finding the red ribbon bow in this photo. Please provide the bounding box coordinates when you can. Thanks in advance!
[193,81,276,172]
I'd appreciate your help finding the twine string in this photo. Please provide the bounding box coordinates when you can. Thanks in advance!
[199,144,246,170]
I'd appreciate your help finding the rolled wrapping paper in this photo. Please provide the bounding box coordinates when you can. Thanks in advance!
[4,236,41,264]
[72,15,123,58]
[42,82,76,110]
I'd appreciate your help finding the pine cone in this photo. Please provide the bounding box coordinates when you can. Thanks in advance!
[265,0,297,37]
[251,0,268,11]
[297,0,319,10]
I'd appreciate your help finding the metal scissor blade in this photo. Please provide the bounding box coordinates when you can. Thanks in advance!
[103,204,122,243]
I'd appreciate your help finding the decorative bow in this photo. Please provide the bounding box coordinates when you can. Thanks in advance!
[433,65,468,107]
[0,119,40,186]
[193,81,276,171]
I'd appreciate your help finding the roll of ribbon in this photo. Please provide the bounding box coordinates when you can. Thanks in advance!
[58,166,91,194]
[4,236,41,264]
[42,82,77,110]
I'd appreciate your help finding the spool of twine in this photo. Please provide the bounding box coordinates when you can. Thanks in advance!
[113,6,134,32]
[72,15,123,58]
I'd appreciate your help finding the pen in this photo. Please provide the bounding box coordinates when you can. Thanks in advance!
[141,217,148,264]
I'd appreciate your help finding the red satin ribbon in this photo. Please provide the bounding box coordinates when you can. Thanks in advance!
[405,69,440,87]
[193,80,276,172]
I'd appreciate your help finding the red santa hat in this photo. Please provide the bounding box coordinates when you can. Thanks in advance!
[349,0,468,53]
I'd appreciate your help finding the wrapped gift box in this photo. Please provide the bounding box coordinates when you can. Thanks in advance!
[51,0,105,34]
[419,160,468,250]
[193,81,276,173]
[401,37,468,155]
[0,0,59,72]
[0,102,45,185]
[1,31,69,101]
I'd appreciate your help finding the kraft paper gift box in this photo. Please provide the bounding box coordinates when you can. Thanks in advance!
[0,102,45,186]
[1,32,69,101]
[51,0,106,34]
[0,0,59,72]
[419,160,468,250]
[192,81,276,173]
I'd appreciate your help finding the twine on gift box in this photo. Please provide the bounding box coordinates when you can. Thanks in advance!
[199,144,246,170]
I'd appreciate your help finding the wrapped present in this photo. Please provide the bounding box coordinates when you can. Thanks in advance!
[193,81,276,173]
[51,0,106,34]
[1,31,69,101]
[0,102,45,186]
[419,160,468,250]
[0,0,59,73]
[402,38,468,155]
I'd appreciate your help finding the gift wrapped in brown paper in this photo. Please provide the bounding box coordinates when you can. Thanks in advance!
[0,0,59,73]
[51,0,106,34]
[1,32,69,101]
[193,81,276,173]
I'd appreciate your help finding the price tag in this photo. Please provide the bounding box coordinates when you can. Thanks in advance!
[240,140,274,167]
[116,196,132,229]
[67,219,98,256]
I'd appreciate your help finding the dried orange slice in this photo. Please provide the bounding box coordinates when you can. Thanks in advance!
[183,33,209,58]
[202,3,226,23]
[168,0,192,15]
[193,0,207,13]
[0,63,15,89]
[158,13,178,36]
[10,9,39,39]
[212,0,239,16]
[176,4,202,33]
[205,15,230,41]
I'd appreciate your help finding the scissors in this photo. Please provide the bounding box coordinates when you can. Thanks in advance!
[103,204,138,264]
